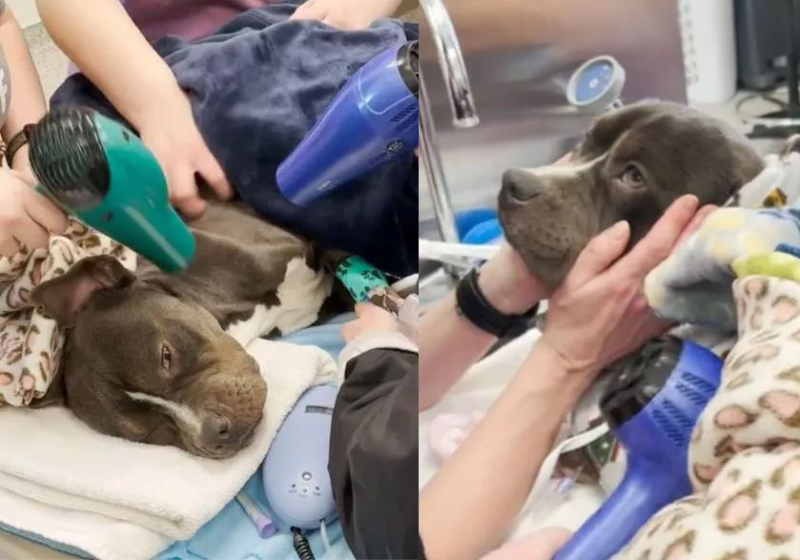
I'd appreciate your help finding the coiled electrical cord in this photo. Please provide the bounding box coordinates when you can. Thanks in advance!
[292,527,315,560]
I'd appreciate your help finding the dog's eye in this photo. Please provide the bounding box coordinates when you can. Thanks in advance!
[161,345,172,370]
[621,165,645,187]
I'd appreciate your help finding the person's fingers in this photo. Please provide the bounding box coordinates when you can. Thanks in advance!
[340,320,359,342]
[0,237,19,257]
[559,220,630,292]
[168,167,206,219]
[23,191,69,234]
[674,204,717,248]
[11,214,49,250]
[615,195,699,278]
[196,150,233,201]
[291,0,323,19]
[354,302,373,318]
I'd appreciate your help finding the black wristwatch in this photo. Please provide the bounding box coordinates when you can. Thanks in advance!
[455,267,539,337]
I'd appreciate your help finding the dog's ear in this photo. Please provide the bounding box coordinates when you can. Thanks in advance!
[31,255,135,328]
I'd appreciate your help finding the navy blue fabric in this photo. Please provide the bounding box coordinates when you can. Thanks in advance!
[50,0,419,277]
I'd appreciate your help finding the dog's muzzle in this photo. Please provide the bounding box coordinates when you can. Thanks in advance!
[502,168,546,202]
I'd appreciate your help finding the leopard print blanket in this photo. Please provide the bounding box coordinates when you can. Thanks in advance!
[615,275,800,559]
[0,221,134,406]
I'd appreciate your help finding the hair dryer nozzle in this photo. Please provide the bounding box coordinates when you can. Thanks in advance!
[28,107,196,273]
[276,40,419,206]
[398,40,419,98]
[29,107,111,209]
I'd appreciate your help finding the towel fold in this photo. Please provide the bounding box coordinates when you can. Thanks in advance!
[0,338,335,560]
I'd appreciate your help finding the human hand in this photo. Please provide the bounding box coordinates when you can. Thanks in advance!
[137,92,233,219]
[539,195,704,378]
[479,528,572,560]
[0,168,68,257]
[290,0,403,30]
[341,303,400,342]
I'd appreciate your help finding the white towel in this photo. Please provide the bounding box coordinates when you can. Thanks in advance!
[0,338,336,560]
[418,329,605,542]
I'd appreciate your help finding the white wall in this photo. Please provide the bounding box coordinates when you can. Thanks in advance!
[6,0,40,28]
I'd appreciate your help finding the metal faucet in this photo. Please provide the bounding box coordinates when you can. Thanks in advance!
[419,0,479,254]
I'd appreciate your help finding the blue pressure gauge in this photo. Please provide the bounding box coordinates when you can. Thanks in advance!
[567,56,626,113]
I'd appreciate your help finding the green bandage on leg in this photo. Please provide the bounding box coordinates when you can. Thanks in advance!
[335,256,389,303]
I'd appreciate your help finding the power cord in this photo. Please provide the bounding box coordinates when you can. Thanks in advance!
[292,527,315,560]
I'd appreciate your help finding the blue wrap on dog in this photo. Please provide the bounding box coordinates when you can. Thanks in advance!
[50,0,419,277]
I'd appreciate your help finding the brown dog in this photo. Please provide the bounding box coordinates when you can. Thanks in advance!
[30,201,332,459]
[498,102,765,288]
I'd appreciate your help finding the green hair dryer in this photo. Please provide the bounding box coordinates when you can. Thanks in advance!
[28,107,195,272]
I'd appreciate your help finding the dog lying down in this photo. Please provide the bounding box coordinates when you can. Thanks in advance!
[498,101,765,288]
[29,200,333,459]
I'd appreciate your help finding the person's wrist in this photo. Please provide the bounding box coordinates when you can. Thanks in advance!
[10,145,32,181]
[527,335,600,396]
[477,256,547,315]
[127,73,187,130]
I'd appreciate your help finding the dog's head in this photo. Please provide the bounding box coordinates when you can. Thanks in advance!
[498,102,765,287]
[31,256,266,459]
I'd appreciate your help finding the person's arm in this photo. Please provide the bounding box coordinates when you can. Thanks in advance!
[0,5,46,181]
[0,5,67,257]
[420,196,704,560]
[35,0,232,217]
[419,243,548,411]
[420,340,589,560]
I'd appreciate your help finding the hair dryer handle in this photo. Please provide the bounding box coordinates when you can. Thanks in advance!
[554,453,690,560]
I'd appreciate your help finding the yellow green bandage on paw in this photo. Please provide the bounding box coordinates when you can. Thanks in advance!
[732,251,800,282]
[644,208,800,331]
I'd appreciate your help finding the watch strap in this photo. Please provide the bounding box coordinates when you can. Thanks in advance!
[455,267,538,337]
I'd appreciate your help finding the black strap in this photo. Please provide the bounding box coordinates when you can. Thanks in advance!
[455,267,538,337]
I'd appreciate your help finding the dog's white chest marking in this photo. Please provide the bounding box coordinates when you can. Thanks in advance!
[126,392,204,437]
[225,256,333,348]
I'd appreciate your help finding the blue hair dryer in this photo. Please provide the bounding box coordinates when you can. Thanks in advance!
[276,41,418,206]
[554,336,722,560]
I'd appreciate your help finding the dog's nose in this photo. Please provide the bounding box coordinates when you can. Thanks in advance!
[201,413,231,446]
[502,169,545,202]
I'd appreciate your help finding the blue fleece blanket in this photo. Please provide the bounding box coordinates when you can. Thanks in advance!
[50,0,419,278]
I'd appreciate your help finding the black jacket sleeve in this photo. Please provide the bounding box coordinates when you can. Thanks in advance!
[328,348,420,559]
